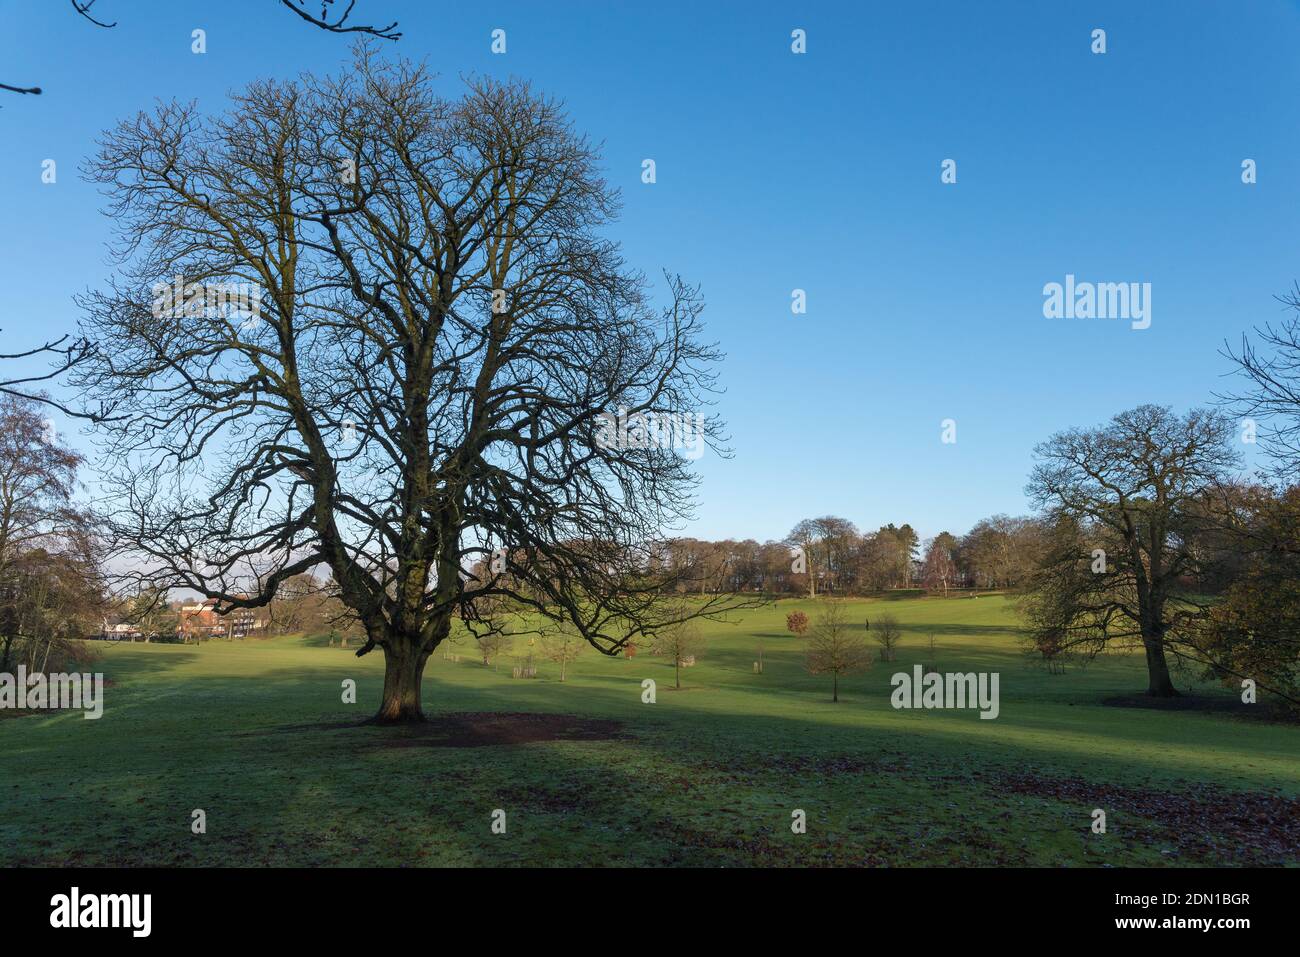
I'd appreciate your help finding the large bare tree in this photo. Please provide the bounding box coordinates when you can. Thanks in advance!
[1023,405,1238,697]
[76,49,749,721]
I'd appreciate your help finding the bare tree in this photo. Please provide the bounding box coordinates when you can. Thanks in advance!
[785,517,855,597]
[0,393,84,597]
[922,532,958,596]
[804,602,872,702]
[76,50,753,722]
[1023,405,1238,697]
[0,394,102,672]
[958,514,1044,590]
[538,628,584,682]
[269,573,329,635]
[0,546,104,675]
[649,611,705,690]
[477,632,512,668]
[872,613,901,662]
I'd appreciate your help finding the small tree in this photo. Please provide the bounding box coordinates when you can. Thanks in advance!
[786,611,809,636]
[921,632,940,675]
[1033,629,1068,675]
[539,629,585,682]
[650,616,705,690]
[872,613,901,662]
[477,633,512,669]
[804,603,872,702]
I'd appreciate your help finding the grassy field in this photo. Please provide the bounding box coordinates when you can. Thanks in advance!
[2,594,1296,867]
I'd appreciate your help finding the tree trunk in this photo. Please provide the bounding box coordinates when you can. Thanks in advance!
[375,641,430,722]
[832,674,838,703]
[675,657,681,689]
[1143,638,1178,697]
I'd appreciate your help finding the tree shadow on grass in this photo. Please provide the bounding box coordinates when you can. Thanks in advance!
[246,712,631,747]
[8,654,1300,866]
[1103,693,1299,725]
[895,622,1027,637]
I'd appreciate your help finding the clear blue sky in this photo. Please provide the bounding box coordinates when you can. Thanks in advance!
[1,0,1291,543]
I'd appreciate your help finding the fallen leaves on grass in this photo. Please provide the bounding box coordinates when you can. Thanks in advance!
[989,769,1299,866]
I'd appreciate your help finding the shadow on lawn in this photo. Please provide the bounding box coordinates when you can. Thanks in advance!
[891,622,1027,637]
[9,648,1298,866]
[246,711,631,747]
[748,623,1022,643]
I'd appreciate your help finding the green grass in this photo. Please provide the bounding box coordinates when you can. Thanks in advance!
[2,594,1296,867]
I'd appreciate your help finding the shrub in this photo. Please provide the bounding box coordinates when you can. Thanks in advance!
[872,614,901,662]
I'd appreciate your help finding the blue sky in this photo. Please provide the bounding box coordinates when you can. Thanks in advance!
[1,0,1293,543]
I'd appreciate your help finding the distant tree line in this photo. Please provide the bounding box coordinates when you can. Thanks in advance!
[635,515,1045,598]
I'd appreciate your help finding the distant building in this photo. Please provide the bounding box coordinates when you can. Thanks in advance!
[177,598,266,640]
[99,621,141,641]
